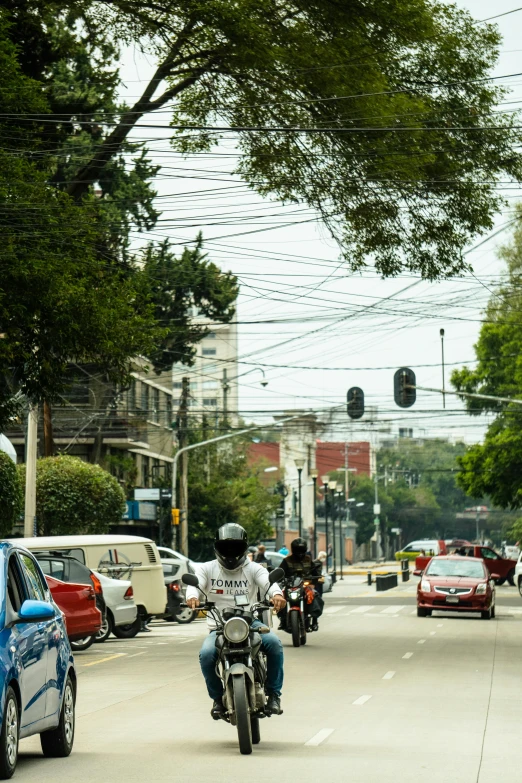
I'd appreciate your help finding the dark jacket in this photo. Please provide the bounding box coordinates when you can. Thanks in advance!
[281,554,322,580]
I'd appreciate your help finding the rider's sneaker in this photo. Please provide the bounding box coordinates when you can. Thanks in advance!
[311,619,319,631]
[266,693,283,715]
[211,699,225,720]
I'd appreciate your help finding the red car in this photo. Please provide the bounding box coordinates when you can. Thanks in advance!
[46,574,102,640]
[415,555,496,620]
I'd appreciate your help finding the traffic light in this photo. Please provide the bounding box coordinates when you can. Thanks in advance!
[171,508,180,526]
[347,386,365,419]
[394,368,416,408]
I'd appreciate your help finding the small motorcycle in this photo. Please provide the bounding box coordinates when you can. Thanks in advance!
[281,575,318,647]
[182,567,284,756]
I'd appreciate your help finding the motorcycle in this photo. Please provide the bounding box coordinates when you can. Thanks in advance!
[182,568,284,756]
[281,575,319,647]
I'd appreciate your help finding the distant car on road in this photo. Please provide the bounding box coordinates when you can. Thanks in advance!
[415,555,496,620]
[91,571,137,642]
[0,542,76,778]
[161,559,197,624]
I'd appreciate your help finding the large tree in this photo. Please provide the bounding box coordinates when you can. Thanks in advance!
[10,0,522,279]
[452,209,522,508]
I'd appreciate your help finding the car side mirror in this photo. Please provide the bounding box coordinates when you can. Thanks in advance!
[182,573,199,587]
[491,573,500,581]
[268,567,284,584]
[17,600,55,623]
[413,569,423,577]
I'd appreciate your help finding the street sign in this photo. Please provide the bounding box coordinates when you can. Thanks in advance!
[134,488,160,501]
[391,527,401,534]
[373,503,381,515]
[137,502,157,521]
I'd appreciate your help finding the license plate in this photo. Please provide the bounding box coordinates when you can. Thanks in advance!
[446,596,459,604]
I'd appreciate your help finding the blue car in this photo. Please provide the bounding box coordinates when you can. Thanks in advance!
[0,542,76,778]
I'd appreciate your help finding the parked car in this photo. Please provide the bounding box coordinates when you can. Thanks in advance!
[11,535,165,636]
[0,542,76,778]
[32,553,106,651]
[414,555,496,619]
[46,575,102,643]
[161,559,197,624]
[91,571,137,642]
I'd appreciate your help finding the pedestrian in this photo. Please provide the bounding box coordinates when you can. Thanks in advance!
[255,544,268,564]
[317,550,327,575]
[327,543,333,571]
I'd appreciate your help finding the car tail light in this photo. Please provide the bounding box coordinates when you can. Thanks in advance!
[90,573,103,595]
[168,582,181,593]
[124,586,134,600]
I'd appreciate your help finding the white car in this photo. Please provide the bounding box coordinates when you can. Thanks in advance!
[157,545,200,568]
[514,552,522,597]
[94,570,138,642]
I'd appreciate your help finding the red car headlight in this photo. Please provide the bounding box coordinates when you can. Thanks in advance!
[475,582,488,595]
[420,579,431,592]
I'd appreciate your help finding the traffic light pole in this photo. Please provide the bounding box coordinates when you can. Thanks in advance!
[410,385,522,407]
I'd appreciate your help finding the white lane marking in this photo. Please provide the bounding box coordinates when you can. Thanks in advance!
[352,695,372,706]
[305,728,334,747]
[402,652,413,659]
[382,606,405,614]
[177,673,197,681]
[179,639,196,644]
[157,642,168,645]
[350,606,374,614]
[417,639,426,644]
[429,631,436,636]
[382,671,396,680]
[437,624,443,627]
[324,606,344,614]
[127,652,146,659]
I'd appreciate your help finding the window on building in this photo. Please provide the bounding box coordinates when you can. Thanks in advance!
[202,380,218,389]
[203,398,218,406]
[142,456,150,487]
[128,380,136,412]
[152,387,160,423]
[202,348,217,356]
[207,331,216,339]
[166,397,172,428]
[141,382,149,414]
[173,381,183,389]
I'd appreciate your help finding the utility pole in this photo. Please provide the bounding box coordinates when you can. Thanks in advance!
[222,369,229,426]
[43,400,54,457]
[24,405,38,537]
[374,472,381,563]
[178,377,190,556]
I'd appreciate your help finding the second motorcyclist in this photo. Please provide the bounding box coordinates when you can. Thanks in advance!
[279,538,324,631]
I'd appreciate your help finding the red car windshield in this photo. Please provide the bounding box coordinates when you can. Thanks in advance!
[426,560,485,578]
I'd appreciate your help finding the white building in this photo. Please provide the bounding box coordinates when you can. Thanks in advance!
[172,316,238,421]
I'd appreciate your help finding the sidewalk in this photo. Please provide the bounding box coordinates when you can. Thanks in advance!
[334,560,406,576]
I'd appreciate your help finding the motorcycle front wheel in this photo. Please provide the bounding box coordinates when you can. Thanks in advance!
[290,610,301,647]
[250,715,261,745]
[232,675,252,755]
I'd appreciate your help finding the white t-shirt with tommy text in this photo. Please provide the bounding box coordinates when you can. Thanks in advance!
[185,559,283,629]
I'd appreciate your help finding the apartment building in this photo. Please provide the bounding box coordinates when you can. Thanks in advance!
[172,317,238,421]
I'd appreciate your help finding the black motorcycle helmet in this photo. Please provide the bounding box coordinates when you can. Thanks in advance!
[291,537,307,561]
[214,523,248,570]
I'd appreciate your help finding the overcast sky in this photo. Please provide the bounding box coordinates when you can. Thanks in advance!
[119,0,522,443]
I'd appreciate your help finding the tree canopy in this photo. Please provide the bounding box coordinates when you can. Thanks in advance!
[8,0,521,279]
[452,212,522,508]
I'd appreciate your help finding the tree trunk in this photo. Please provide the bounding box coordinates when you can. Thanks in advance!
[43,400,54,457]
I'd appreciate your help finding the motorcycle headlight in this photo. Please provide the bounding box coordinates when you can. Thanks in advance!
[475,582,488,595]
[290,591,299,599]
[223,617,249,643]
[420,579,431,593]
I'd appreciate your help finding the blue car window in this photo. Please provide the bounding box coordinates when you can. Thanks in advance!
[7,556,25,612]
[19,554,46,602]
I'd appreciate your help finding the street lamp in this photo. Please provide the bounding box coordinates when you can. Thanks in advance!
[322,475,330,571]
[329,481,338,576]
[310,468,319,557]
[295,458,305,537]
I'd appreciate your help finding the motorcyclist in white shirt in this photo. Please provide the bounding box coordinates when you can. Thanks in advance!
[186,523,287,718]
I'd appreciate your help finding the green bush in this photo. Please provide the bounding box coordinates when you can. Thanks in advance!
[0,451,23,536]
[18,456,125,535]
[394,551,419,562]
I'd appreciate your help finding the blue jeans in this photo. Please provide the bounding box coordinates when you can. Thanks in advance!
[199,621,284,700]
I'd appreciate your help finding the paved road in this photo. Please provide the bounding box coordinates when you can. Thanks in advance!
[17,586,522,782]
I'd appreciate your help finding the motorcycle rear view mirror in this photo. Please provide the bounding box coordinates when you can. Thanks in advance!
[268,567,284,584]
[182,573,199,587]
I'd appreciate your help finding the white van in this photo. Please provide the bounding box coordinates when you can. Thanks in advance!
[10,534,165,622]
